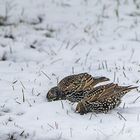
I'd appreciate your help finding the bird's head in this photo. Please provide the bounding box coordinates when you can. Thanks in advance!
[76,101,86,115]
[47,86,62,101]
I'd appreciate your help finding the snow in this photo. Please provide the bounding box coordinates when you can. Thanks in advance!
[0,0,140,139]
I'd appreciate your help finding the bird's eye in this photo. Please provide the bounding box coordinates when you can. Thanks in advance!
[49,92,56,98]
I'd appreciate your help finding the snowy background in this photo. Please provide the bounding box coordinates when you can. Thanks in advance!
[0,0,140,139]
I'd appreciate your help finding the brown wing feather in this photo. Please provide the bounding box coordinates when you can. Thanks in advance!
[95,85,138,101]
[85,83,117,102]
[58,73,89,93]
[58,73,110,94]
[76,73,93,91]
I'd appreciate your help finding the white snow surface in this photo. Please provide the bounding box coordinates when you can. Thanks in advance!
[0,0,140,139]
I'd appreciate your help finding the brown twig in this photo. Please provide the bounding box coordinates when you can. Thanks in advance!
[117,112,127,121]
[41,71,51,80]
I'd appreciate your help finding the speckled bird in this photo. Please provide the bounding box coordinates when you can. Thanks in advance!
[66,83,116,102]
[76,83,138,115]
[47,73,109,101]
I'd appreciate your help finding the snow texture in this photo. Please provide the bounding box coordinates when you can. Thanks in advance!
[0,0,140,139]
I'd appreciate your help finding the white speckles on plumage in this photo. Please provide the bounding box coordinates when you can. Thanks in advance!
[76,84,137,115]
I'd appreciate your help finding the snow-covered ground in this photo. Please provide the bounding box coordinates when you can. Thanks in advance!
[0,0,140,139]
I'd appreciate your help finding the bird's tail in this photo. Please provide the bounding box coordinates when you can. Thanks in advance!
[113,85,138,98]
[94,76,110,83]
[96,85,138,100]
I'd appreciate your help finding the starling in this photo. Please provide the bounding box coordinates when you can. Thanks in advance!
[47,73,109,101]
[76,84,138,115]
[66,83,116,102]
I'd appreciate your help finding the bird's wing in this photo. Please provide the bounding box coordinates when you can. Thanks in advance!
[84,83,117,102]
[57,73,86,92]
[96,85,138,101]
[58,73,92,93]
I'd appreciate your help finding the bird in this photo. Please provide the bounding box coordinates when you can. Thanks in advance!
[47,73,110,101]
[66,83,116,102]
[76,83,138,115]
